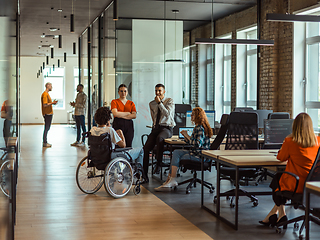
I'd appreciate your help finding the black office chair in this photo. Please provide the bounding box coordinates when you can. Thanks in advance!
[173,104,192,135]
[274,147,320,236]
[218,111,261,207]
[268,112,290,119]
[179,114,229,194]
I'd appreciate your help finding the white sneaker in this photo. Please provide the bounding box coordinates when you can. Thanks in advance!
[77,142,85,147]
[43,143,52,148]
[70,141,79,147]
[154,177,178,192]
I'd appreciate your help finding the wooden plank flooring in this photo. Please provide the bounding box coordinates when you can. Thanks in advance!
[14,125,212,240]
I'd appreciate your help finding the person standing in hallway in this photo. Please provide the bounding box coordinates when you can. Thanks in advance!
[111,84,137,147]
[41,82,58,148]
[142,83,175,181]
[70,84,87,147]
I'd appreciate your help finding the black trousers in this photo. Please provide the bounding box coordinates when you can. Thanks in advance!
[43,114,53,143]
[269,173,288,206]
[113,117,134,147]
[143,126,173,175]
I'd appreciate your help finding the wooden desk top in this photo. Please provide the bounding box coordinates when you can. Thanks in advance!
[306,181,320,193]
[201,149,277,158]
[165,136,214,145]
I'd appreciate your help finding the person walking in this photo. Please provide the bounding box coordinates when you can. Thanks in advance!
[111,84,137,147]
[70,84,87,147]
[41,82,58,148]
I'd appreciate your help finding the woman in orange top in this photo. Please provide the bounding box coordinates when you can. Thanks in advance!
[111,84,137,147]
[259,113,320,228]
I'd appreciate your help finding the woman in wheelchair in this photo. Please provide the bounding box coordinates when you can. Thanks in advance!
[259,113,320,227]
[154,107,213,191]
[90,107,144,168]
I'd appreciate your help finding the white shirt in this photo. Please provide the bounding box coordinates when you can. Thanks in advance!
[90,126,121,149]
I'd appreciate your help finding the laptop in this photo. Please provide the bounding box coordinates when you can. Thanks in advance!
[178,127,194,139]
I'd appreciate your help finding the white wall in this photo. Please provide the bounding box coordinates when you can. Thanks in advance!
[20,56,78,124]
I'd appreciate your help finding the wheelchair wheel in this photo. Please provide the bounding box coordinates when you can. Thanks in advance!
[0,160,10,197]
[104,157,133,198]
[76,156,104,194]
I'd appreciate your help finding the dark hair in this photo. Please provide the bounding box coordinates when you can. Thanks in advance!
[118,84,127,91]
[78,84,84,88]
[94,107,112,125]
[155,83,165,89]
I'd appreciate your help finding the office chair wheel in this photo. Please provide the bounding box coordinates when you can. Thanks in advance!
[226,196,230,200]
[230,202,235,208]
[0,160,10,197]
[276,227,282,234]
[213,196,217,204]
[294,222,299,231]
[76,156,104,194]
[209,188,214,193]
[133,185,141,195]
[253,200,258,207]
[186,189,191,194]
[104,157,133,198]
[255,182,259,186]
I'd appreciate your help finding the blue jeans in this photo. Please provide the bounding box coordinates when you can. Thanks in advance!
[112,147,144,167]
[75,115,86,142]
[170,149,201,174]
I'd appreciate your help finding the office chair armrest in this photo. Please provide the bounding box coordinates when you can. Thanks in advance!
[82,131,90,138]
[276,171,300,197]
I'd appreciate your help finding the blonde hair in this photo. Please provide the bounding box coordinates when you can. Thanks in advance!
[292,113,317,148]
[192,107,213,138]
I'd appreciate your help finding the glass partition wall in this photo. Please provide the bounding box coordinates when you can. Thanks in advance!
[79,0,207,147]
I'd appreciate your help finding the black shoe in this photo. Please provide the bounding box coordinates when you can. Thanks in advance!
[140,176,149,184]
[259,214,277,227]
[276,215,288,229]
[153,165,161,174]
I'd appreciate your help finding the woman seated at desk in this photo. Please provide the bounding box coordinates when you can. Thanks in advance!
[259,112,320,227]
[155,107,213,191]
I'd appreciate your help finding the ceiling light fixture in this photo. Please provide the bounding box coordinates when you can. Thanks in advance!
[73,42,76,54]
[70,0,75,32]
[64,52,67,62]
[266,13,320,22]
[165,10,184,63]
[113,0,118,21]
[58,59,60,67]
[59,35,62,48]
[46,56,49,65]
[51,48,54,58]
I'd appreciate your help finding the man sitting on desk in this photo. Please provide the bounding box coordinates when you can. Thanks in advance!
[143,83,175,181]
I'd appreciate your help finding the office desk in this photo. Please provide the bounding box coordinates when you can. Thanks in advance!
[305,181,320,240]
[200,150,286,230]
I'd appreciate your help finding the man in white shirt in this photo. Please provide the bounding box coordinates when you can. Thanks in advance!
[143,84,176,180]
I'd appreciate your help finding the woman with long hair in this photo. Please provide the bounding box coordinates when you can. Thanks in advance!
[111,84,136,147]
[259,112,320,227]
[155,107,213,191]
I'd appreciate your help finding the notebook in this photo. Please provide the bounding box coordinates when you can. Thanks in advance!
[178,127,194,139]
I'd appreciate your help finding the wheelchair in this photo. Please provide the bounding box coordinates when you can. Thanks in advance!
[76,132,145,198]
[0,147,11,197]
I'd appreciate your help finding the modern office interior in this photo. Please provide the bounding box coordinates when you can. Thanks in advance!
[1,0,320,239]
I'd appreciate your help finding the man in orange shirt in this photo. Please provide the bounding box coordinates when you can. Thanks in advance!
[41,82,58,147]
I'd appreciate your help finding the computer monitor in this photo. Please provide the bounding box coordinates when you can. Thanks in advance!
[178,127,194,139]
[264,119,294,145]
[186,110,215,128]
[256,110,273,129]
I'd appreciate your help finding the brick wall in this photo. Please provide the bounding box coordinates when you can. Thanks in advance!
[188,0,318,116]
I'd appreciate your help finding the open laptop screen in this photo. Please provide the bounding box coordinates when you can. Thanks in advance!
[178,127,194,139]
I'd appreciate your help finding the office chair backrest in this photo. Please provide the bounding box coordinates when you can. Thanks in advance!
[225,111,259,150]
[304,147,320,209]
[268,112,290,119]
[210,114,229,150]
[173,104,192,135]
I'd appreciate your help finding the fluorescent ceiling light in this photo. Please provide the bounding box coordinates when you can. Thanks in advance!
[195,38,274,46]
[266,13,320,22]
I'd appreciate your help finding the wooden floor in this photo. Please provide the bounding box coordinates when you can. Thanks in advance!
[14,125,212,240]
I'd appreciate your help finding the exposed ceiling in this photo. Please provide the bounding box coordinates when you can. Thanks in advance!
[20,0,256,57]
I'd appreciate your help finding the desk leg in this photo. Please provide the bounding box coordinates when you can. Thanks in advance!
[305,191,310,240]
[235,167,239,230]
[201,156,204,206]
[216,162,220,216]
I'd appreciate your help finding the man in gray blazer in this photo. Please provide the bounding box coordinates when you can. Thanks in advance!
[143,83,175,181]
